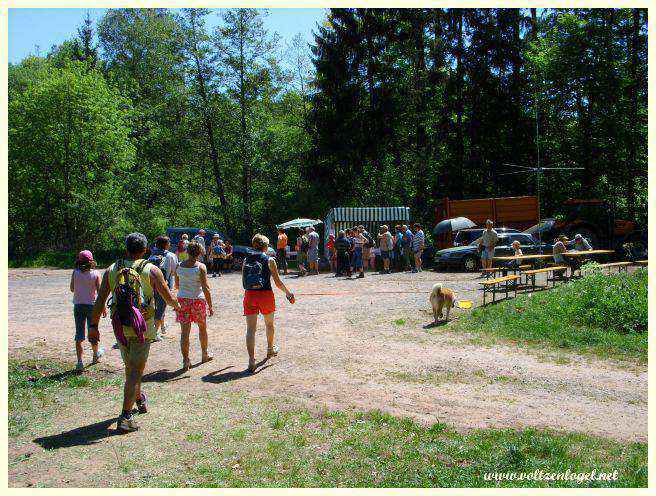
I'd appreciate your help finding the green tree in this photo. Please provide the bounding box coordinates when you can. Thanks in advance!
[8,63,134,257]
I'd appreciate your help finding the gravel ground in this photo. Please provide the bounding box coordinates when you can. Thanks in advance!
[8,267,647,443]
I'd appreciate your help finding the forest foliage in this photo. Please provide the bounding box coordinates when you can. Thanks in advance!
[8,8,647,259]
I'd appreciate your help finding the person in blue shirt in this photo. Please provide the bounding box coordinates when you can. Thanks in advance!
[402,225,414,271]
[393,225,404,272]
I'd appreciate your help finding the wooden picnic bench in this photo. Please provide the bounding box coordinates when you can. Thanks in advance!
[482,264,533,279]
[522,266,568,289]
[598,261,632,273]
[480,274,520,305]
[634,260,648,267]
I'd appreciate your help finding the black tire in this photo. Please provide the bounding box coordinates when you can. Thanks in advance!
[463,256,479,272]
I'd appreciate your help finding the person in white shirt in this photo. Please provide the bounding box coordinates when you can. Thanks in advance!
[174,241,213,371]
[412,224,425,272]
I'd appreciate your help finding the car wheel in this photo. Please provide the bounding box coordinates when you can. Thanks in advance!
[463,256,478,272]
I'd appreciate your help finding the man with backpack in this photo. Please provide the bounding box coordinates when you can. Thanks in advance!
[149,235,178,340]
[402,224,414,271]
[334,230,352,277]
[193,229,206,262]
[242,234,294,373]
[89,232,181,433]
[359,225,374,271]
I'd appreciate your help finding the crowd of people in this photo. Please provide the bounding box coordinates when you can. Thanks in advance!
[274,223,426,278]
[70,231,292,433]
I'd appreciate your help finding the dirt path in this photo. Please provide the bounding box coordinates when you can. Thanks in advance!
[9,268,647,444]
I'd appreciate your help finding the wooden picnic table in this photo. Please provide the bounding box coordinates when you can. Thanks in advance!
[562,249,615,257]
[492,254,554,262]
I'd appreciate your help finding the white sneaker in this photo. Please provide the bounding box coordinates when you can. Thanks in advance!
[92,347,105,364]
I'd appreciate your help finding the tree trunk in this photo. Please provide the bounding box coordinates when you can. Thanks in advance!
[413,10,428,219]
[189,14,231,234]
[454,10,465,198]
[238,14,252,237]
[626,8,640,218]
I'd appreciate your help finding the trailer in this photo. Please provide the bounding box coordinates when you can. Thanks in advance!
[434,196,539,249]
[324,206,411,250]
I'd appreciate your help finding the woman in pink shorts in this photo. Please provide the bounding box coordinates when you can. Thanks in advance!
[174,241,213,370]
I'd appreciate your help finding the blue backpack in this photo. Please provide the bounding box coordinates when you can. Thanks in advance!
[242,255,267,290]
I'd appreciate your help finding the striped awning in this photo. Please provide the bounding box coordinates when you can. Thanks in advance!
[328,207,410,222]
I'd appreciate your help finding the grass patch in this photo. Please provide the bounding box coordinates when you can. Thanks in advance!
[455,269,647,362]
[394,318,406,326]
[8,359,121,437]
[151,404,646,488]
[9,360,647,488]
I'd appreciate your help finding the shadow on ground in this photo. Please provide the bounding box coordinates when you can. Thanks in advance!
[33,418,122,449]
[202,359,276,384]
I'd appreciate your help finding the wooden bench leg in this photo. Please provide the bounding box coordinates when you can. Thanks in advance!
[493,284,497,303]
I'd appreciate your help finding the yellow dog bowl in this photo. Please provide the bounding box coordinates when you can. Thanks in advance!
[457,300,473,309]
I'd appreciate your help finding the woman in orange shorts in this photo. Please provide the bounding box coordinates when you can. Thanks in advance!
[242,234,294,372]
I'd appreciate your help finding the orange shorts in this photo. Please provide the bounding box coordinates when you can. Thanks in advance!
[243,290,276,315]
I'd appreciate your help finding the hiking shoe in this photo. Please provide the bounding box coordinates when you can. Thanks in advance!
[136,392,148,414]
[153,333,162,342]
[248,359,257,373]
[117,414,139,433]
[358,273,365,278]
[92,347,105,364]
[267,346,279,358]
[76,361,84,371]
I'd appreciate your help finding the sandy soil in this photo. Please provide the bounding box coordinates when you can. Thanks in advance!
[8,268,647,444]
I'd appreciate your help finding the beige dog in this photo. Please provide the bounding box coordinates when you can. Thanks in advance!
[430,283,455,323]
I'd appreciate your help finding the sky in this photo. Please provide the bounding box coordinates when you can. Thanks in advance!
[8,8,327,64]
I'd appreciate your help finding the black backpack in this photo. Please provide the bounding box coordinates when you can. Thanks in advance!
[242,255,267,290]
[364,232,374,248]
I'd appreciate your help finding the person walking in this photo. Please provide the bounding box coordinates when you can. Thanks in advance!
[307,226,320,275]
[149,235,178,339]
[89,233,181,433]
[70,250,105,371]
[412,224,425,272]
[242,234,294,372]
[477,219,498,270]
[276,228,289,275]
[378,225,394,274]
[175,241,214,371]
